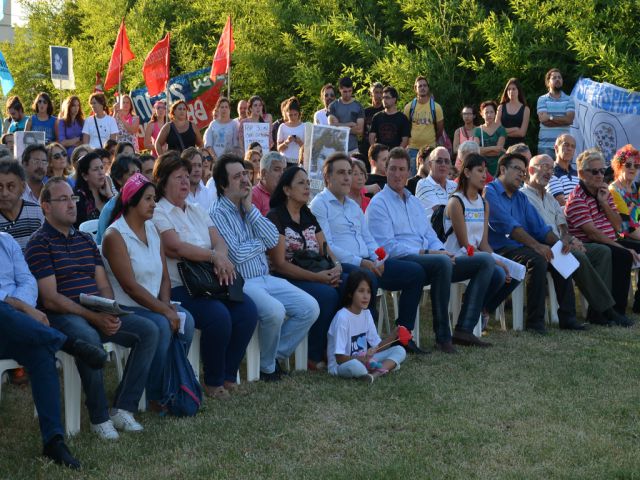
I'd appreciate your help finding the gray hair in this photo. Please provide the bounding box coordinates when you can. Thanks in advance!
[457,141,480,160]
[428,146,450,162]
[260,151,286,172]
[577,148,605,171]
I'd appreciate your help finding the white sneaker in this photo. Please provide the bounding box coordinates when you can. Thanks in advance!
[91,420,120,440]
[110,409,144,432]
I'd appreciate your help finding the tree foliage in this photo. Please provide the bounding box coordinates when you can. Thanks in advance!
[1,0,638,141]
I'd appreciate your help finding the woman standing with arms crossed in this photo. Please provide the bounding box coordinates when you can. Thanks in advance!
[154,100,203,154]
[55,95,84,158]
[496,78,530,149]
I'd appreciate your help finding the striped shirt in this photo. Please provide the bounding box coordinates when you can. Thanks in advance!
[210,196,279,279]
[25,220,102,303]
[0,200,44,251]
[565,183,617,241]
[536,92,575,152]
[546,164,579,201]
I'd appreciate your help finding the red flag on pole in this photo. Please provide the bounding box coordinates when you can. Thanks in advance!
[209,16,235,81]
[142,33,170,97]
[104,19,135,92]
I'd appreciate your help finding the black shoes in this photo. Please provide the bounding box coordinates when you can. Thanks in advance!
[403,339,430,355]
[260,360,289,382]
[559,320,588,331]
[63,339,108,369]
[434,341,458,354]
[452,330,492,347]
[525,325,548,335]
[43,435,80,470]
[603,309,635,327]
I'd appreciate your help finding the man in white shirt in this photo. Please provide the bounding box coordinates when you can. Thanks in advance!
[313,84,335,125]
[366,148,493,351]
[415,147,457,221]
[186,149,217,212]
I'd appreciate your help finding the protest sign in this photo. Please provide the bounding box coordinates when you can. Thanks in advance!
[14,131,45,159]
[242,122,270,153]
[50,46,75,90]
[303,123,349,196]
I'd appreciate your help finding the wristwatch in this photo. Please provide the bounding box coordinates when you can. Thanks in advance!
[549,115,555,121]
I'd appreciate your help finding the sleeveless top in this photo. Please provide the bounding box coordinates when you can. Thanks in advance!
[443,192,485,255]
[150,121,162,157]
[166,122,196,153]
[104,217,163,308]
[116,113,139,152]
[30,115,57,144]
[499,103,525,147]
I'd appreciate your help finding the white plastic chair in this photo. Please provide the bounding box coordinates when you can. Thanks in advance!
[0,359,21,401]
[78,219,100,241]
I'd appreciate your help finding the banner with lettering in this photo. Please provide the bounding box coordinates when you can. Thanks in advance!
[130,67,224,129]
[570,78,640,165]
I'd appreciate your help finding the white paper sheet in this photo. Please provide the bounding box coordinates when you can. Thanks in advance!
[491,253,527,281]
[550,241,580,279]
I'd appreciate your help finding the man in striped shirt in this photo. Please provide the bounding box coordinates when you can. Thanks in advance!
[0,159,43,250]
[547,134,579,206]
[210,154,319,382]
[536,69,575,159]
[25,178,159,440]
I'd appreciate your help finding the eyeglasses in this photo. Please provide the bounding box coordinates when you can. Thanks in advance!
[584,168,606,176]
[624,162,639,170]
[534,163,553,171]
[52,152,67,160]
[433,158,451,165]
[49,195,79,203]
[203,156,213,162]
[30,159,48,166]
[509,165,526,175]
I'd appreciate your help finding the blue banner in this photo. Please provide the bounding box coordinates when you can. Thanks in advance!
[0,49,14,95]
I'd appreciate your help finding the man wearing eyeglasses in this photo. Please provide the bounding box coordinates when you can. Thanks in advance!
[522,154,631,327]
[368,86,410,150]
[415,147,457,222]
[486,152,582,334]
[565,148,637,324]
[21,144,48,204]
[25,178,159,440]
[0,160,43,250]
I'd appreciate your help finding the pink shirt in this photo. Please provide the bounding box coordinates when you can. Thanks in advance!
[252,182,271,216]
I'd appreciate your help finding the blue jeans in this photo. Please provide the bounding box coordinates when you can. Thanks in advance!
[331,345,406,377]
[407,148,419,176]
[128,306,195,400]
[485,265,521,314]
[243,275,320,374]
[171,287,258,387]
[288,274,348,363]
[48,312,158,424]
[537,147,556,160]
[0,301,65,444]
[450,253,495,333]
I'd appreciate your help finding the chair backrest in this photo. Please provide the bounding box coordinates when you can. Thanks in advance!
[78,219,100,241]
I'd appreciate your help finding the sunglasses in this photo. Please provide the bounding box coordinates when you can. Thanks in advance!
[584,168,606,176]
[624,162,639,170]
[203,156,213,162]
[52,152,67,160]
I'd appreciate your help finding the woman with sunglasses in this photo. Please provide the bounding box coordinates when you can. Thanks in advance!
[55,95,85,158]
[45,142,75,188]
[608,145,640,241]
[113,94,140,152]
[144,101,166,157]
[25,93,57,144]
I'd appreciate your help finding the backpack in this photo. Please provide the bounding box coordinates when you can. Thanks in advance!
[160,336,203,417]
[409,97,453,155]
[430,195,485,243]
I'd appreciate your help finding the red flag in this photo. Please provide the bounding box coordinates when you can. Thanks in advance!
[143,33,170,97]
[209,16,235,80]
[104,19,135,91]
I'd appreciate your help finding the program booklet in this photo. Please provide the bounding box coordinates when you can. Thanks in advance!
[79,294,132,316]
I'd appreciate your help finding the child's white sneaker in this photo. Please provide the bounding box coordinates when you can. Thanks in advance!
[110,409,143,432]
[91,420,120,440]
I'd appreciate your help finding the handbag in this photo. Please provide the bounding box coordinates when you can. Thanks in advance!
[176,259,244,302]
[290,241,335,273]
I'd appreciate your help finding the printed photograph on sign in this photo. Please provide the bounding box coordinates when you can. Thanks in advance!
[243,122,270,153]
[303,124,349,196]
[14,131,46,160]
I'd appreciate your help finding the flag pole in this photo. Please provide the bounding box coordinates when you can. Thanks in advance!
[118,18,124,105]
[227,17,231,100]
[165,32,171,109]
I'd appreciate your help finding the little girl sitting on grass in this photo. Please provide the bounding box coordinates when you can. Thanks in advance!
[327,271,407,383]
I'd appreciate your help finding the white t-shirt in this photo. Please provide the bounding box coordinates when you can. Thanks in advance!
[277,122,305,162]
[187,180,218,213]
[151,197,215,287]
[104,217,162,308]
[203,119,239,158]
[313,109,329,125]
[82,114,119,149]
[327,307,381,375]
[443,193,485,255]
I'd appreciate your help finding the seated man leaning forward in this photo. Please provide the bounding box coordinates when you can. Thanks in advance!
[1,232,107,469]
[366,147,494,353]
[521,154,632,326]
[310,152,427,354]
[25,178,159,440]
[485,152,584,333]
[210,153,320,381]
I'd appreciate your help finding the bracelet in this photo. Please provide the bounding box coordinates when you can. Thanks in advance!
[209,251,216,264]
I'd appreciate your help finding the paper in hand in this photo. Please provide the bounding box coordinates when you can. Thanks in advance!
[550,241,580,279]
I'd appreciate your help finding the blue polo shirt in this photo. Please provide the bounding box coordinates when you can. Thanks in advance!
[25,220,103,304]
[484,179,551,251]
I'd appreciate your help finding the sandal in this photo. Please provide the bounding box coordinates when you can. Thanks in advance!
[204,385,231,400]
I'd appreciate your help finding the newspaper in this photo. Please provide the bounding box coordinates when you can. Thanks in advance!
[79,294,132,316]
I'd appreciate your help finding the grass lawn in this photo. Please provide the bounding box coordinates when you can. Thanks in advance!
[1,310,640,479]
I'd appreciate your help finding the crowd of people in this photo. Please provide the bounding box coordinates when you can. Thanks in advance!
[1,67,639,470]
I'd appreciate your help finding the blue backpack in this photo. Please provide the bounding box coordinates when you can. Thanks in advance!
[160,336,203,417]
